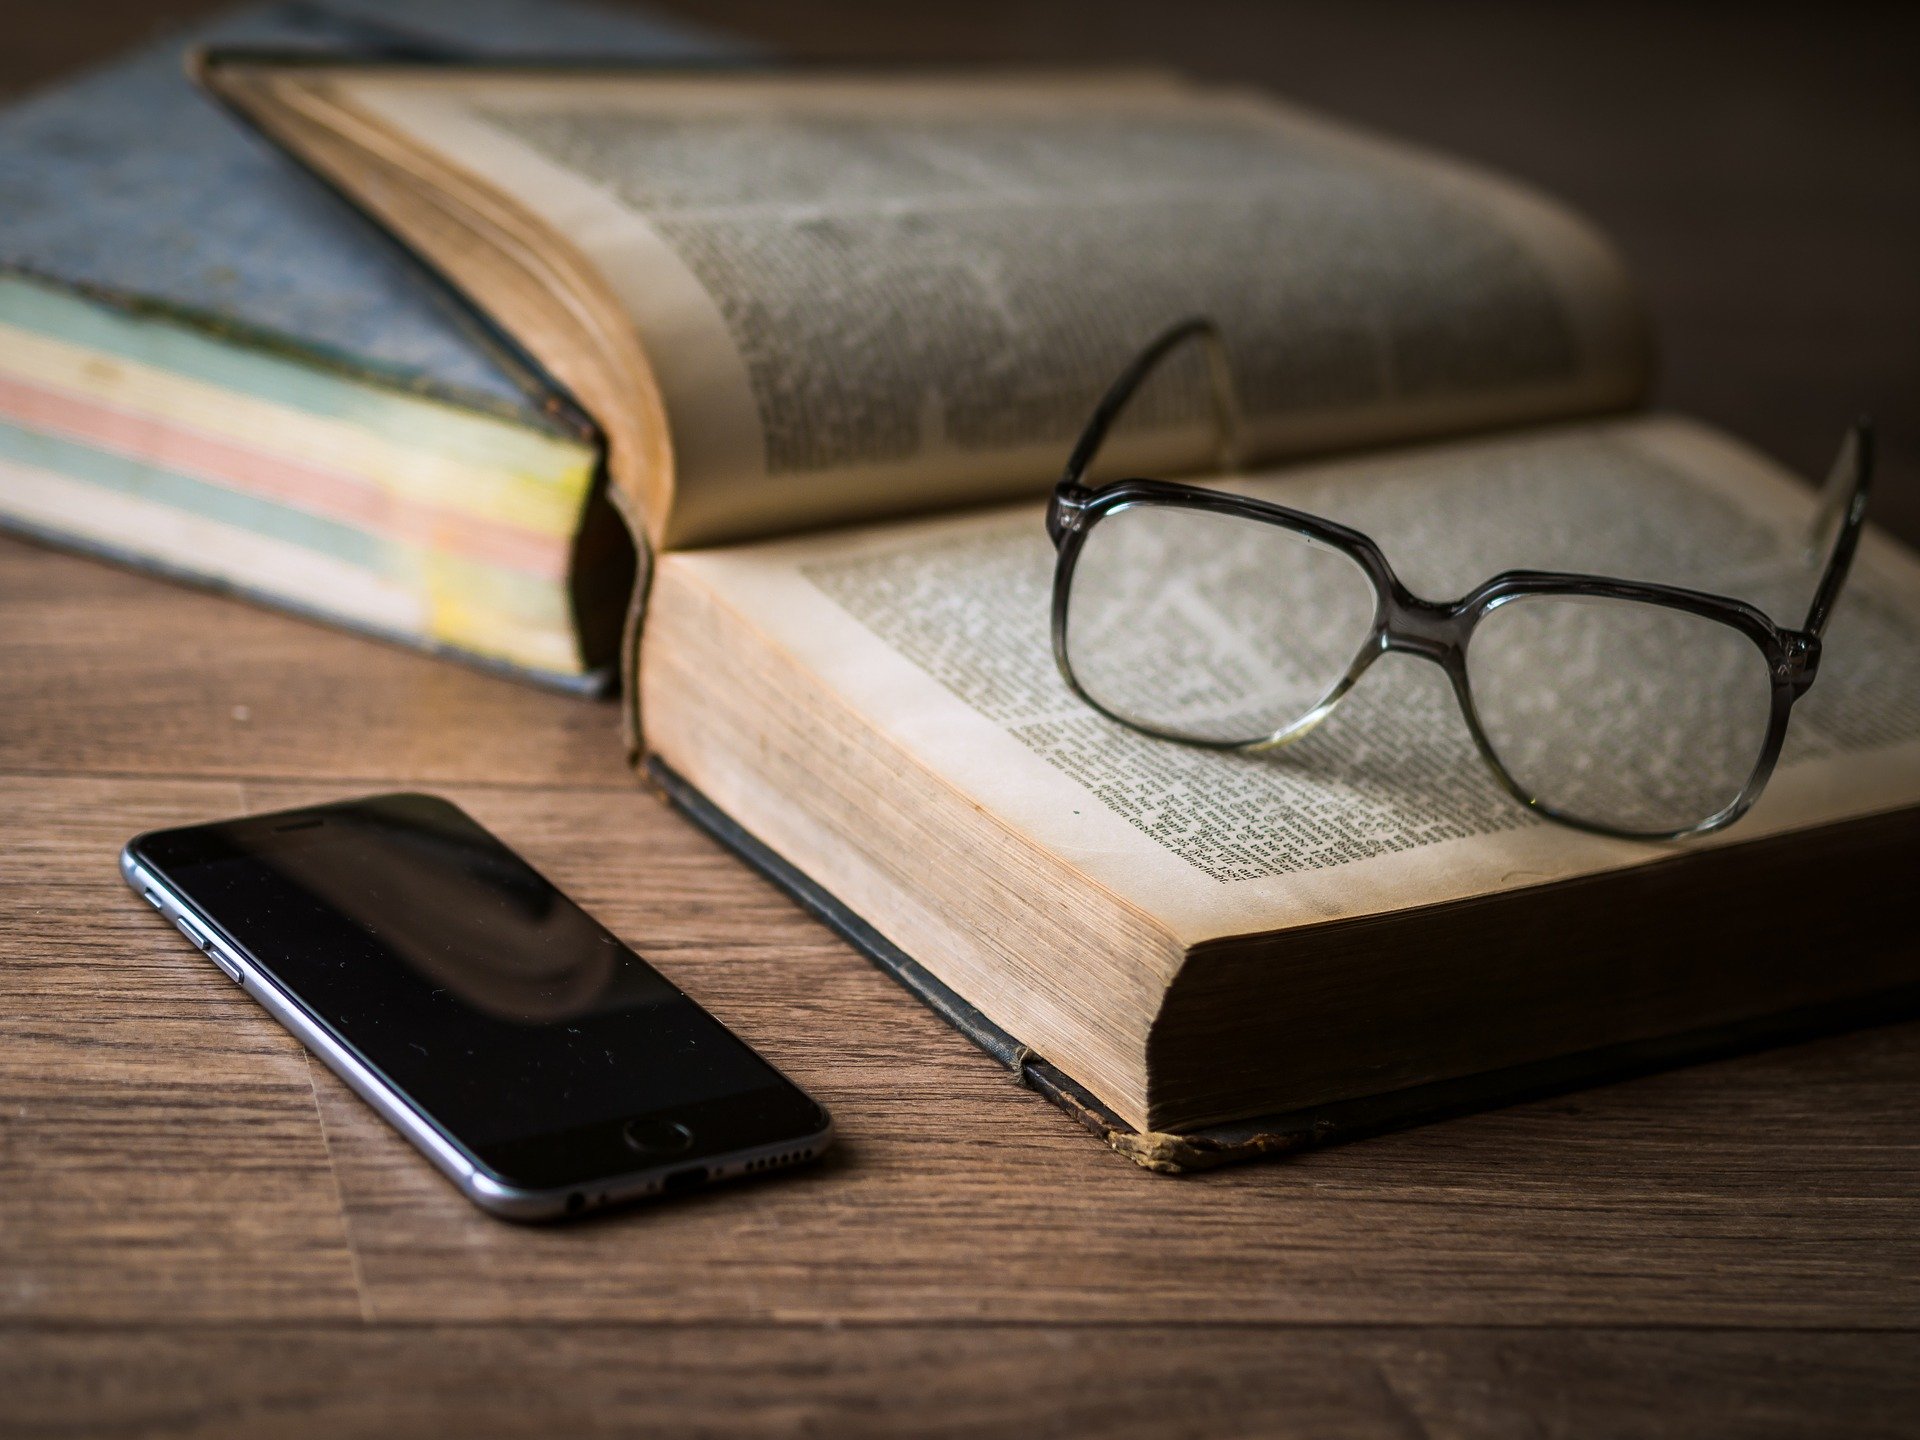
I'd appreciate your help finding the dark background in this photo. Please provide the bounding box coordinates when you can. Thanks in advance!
[7,0,1918,541]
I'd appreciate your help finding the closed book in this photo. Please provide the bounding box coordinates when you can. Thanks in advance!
[0,0,729,687]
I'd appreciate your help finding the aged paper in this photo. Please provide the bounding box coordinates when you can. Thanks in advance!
[663,415,1920,946]
[281,69,1650,547]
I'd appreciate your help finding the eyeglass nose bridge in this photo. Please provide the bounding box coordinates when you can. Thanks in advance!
[1376,587,1470,671]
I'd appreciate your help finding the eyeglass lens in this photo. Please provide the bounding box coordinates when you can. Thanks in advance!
[1465,593,1775,834]
[1064,502,1378,744]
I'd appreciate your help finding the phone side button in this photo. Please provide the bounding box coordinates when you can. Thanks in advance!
[206,947,242,983]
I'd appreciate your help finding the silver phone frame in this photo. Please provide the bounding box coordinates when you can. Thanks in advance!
[121,845,833,1223]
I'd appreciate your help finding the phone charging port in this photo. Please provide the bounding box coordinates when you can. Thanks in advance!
[662,1165,708,1195]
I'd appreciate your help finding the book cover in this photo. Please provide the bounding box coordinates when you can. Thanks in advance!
[0,0,727,420]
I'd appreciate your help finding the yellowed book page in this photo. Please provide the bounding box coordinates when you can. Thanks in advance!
[658,414,1920,948]
[308,69,1650,548]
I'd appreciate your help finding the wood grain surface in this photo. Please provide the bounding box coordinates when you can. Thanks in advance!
[5,3,1919,1435]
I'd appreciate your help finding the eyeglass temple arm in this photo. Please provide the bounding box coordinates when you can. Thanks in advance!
[1057,316,1245,495]
[1801,419,1874,639]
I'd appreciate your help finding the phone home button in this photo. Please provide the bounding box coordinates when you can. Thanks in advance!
[622,1118,694,1156]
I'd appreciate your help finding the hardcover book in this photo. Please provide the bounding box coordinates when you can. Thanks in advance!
[201,61,1920,1166]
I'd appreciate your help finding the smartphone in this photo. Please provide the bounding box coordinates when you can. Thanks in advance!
[121,792,831,1221]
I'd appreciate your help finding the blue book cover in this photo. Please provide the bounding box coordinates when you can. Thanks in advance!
[0,0,729,421]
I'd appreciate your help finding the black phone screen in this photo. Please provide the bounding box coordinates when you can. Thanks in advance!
[130,794,822,1189]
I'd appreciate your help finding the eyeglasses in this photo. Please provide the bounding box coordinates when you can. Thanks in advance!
[1046,318,1874,840]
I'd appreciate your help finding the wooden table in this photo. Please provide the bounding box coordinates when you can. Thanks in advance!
[5,4,1919,1435]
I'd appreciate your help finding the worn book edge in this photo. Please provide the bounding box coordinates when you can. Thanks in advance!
[0,507,614,697]
[0,264,616,694]
[647,757,1920,1173]
[0,260,580,435]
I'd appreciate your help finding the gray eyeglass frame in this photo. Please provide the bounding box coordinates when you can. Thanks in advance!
[1046,317,1875,841]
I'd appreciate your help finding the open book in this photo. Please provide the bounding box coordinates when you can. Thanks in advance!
[207,61,1920,1166]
